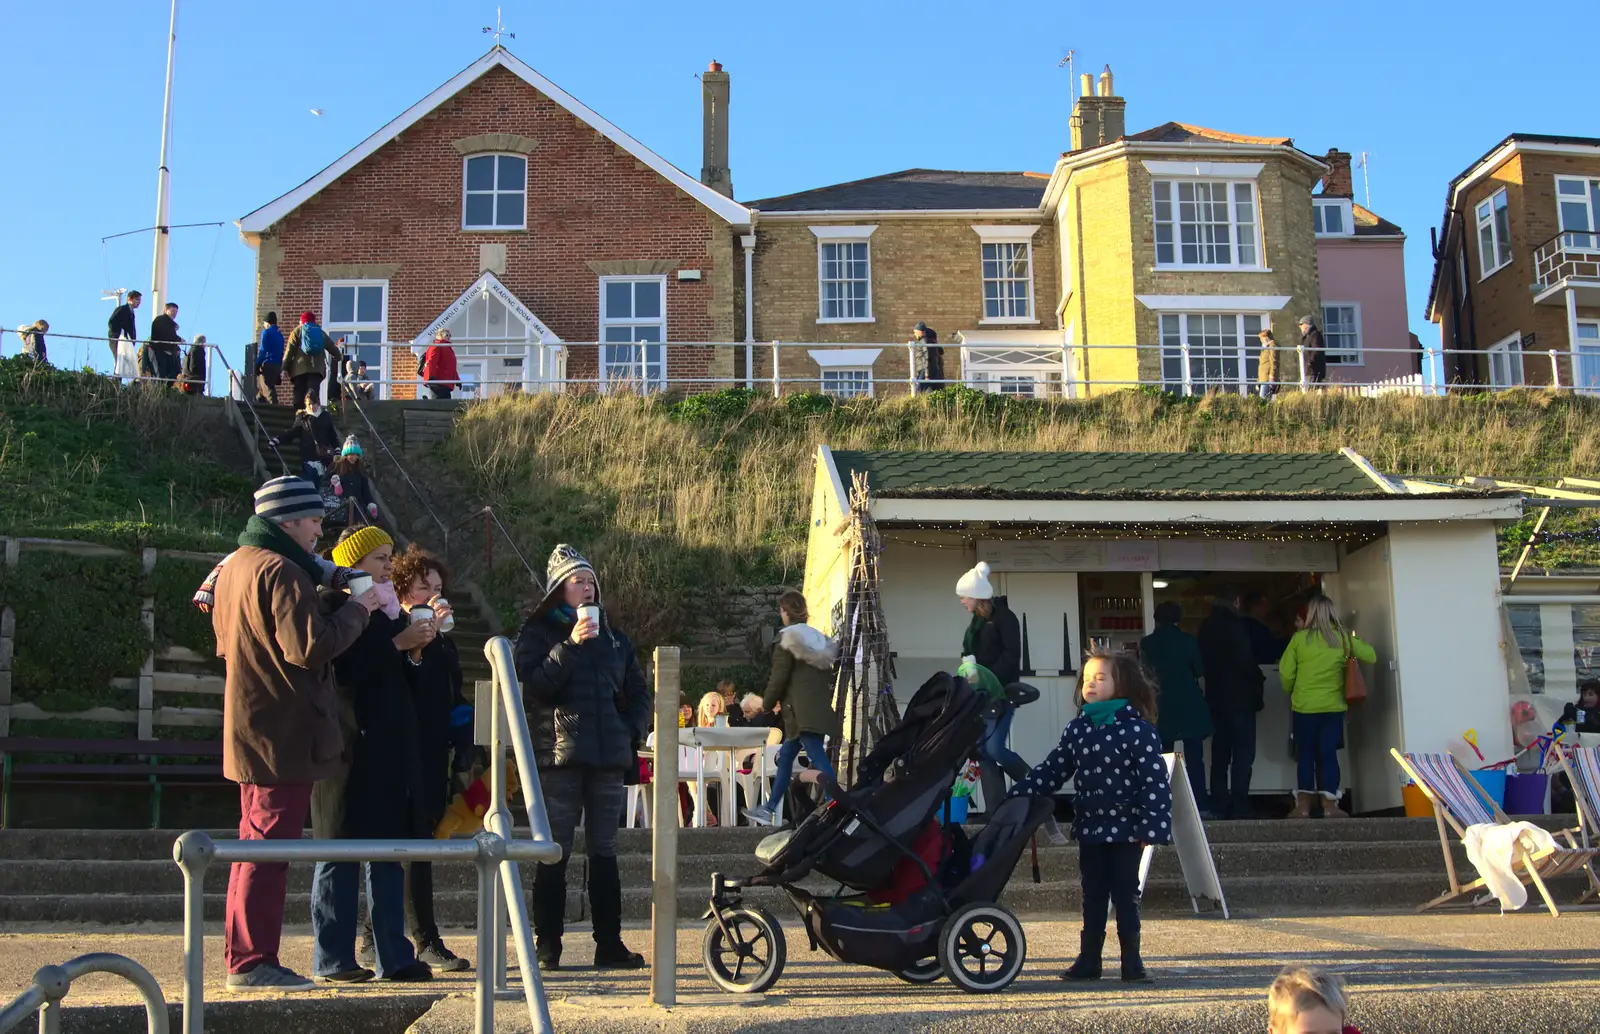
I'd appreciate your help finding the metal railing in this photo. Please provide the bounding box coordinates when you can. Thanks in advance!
[339,393,452,546]
[1533,228,1600,293]
[0,953,169,1034]
[447,505,544,592]
[170,635,561,1034]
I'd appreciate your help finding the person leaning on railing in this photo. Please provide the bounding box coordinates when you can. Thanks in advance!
[513,544,653,973]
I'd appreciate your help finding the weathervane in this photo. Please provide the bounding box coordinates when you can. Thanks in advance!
[482,6,515,46]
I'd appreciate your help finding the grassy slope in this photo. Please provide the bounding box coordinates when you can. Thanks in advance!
[419,386,1600,648]
[0,358,254,550]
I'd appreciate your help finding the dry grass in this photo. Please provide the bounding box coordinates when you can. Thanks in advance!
[428,386,1600,645]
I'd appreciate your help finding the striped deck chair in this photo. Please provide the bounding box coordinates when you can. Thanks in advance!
[1552,744,1600,904]
[1391,749,1598,917]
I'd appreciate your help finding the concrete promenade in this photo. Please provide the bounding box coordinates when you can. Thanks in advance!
[4,913,1599,1033]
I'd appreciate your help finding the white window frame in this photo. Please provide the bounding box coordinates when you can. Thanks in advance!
[322,279,389,399]
[810,225,876,324]
[1158,311,1269,393]
[598,275,667,393]
[1152,178,1264,270]
[1555,175,1600,252]
[1486,331,1524,390]
[1475,187,1513,280]
[819,368,873,398]
[461,153,528,231]
[1313,198,1354,237]
[1573,319,1600,395]
[1321,302,1363,366]
[973,225,1041,324]
[807,347,880,398]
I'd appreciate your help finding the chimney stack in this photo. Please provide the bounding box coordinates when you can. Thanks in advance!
[700,61,733,198]
[1070,64,1125,151]
[1321,148,1353,198]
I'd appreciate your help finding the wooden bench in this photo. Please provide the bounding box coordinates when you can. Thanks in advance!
[0,737,225,829]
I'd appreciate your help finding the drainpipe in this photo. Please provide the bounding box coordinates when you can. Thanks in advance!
[741,229,757,390]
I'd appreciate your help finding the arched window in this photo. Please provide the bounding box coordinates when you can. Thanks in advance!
[463,154,527,230]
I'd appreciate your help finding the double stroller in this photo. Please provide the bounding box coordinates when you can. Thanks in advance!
[701,671,1053,994]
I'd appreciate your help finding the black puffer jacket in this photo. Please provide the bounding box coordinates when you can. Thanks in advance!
[514,608,653,770]
[412,632,465,825]
[967,596,1022,687]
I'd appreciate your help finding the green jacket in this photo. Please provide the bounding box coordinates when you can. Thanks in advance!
[1140,623,1212,744]
[1280,627,1376,714]
[763,623,839,739]
[284,323,334,380]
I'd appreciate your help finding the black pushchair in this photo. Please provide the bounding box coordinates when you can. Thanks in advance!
[701,671,1054,995]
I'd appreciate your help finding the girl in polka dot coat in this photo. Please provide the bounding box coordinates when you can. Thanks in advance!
[1009,649,1171,983]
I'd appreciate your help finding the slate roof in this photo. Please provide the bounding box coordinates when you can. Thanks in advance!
[1122,122,1293,147]
[1352,202,1403,237]
[747,170,1048,212]
[829,450,1391,500]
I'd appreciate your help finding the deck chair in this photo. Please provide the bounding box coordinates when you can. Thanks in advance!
[1551,744,1600,904]
[1391,749,1599,917]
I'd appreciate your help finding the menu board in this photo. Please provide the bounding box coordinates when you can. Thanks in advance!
[978,538,1337,572]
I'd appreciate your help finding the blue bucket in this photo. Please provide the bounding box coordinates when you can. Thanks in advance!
[939,796,970,825]
[1471,769,1508,811]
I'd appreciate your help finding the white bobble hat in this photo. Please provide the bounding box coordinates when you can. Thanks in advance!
[955,561,994,600]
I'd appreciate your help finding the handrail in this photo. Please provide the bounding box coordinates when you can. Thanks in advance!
[446,505,544,594]
[341,393,451,546]
[209,347,288,475]
[0,953,169,1034]
[168,634,559,1034]
[1532,226,1600,253]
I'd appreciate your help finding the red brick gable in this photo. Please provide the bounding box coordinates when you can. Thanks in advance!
[255,63,738,396]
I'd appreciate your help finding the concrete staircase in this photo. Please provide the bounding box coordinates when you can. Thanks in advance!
[1,817,1588,927]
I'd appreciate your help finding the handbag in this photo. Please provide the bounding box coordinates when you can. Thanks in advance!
[1343,633,1368,705]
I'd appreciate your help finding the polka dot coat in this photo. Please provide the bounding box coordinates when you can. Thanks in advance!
[1008,703,1173,845]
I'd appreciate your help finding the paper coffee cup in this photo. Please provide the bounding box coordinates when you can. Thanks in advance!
[435,597,455,633]
[411,605,435,628]
[578,605,601,625]
[346,573,373,598]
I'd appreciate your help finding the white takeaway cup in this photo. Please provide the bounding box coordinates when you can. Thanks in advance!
[345,572,374,599]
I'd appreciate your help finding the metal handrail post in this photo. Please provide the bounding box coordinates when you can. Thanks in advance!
[485,675,512,995]
[1551,349,1563,390]
[472,831,505,1034]
[1180,343,1193,397]
[770,341,780,398]
[171,830,212,1034]
[649,647,681,1007]
[0,953,169,1034]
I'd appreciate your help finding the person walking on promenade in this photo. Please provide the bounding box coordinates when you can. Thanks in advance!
[910,321,943,390]
[1297,315,1327,386]
[107,290,142,365]
[257,313,285,404]
[15,320,49,365]
[418,330,459,399]
[1009,650,1171,984]
[211,476,376,991]
[514,544,652,972]
[1256,328,1280,398]
[146,302,183,384]
[1280,595,1374,819]
[285,311,331,410]
[1199,585,1264,819]
[742,590,839,827]
[1141,601,1211,812]
[180,334,209,395]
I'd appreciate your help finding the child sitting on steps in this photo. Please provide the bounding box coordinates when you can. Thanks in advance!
[1008,648,1172,983]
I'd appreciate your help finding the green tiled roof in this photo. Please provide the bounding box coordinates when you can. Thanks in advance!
[828,450,1387,499]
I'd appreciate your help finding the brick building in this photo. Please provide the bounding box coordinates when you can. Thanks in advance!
[238,47,753,399]
[1426,133,1600,391]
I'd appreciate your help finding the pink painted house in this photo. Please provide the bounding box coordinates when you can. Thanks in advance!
[1313,149,1418,384]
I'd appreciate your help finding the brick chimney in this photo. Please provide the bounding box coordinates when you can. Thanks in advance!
[1070,65,1126,151]
[700,61,733,198]
[1321,148,1353,198]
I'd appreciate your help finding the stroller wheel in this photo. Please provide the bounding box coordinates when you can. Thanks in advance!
[701,905,786,994]
[937,902,1026,994]
[895,957,943,985]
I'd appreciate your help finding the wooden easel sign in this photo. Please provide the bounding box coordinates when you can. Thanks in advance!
[1138,751,1229,918]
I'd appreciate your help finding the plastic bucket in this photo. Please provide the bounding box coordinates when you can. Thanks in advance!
[1402,783,1433,817]
[1503,772,1549,815]
[939,796,970,825]
[1471,769,1508,811]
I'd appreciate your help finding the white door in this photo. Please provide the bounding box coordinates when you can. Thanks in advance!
[994,571,1082,768]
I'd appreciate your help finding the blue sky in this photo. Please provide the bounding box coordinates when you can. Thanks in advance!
[0,0,1589,376]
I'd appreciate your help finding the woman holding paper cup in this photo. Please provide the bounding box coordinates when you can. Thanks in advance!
[514,543,653,973]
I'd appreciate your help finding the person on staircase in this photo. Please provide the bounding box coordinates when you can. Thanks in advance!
[1140,602,1212,814]
[513,544,652,972]
[179,334,209,395]
[256,312,285,405]
[284,311,331,410]
[1280,594,1374,819]
[272,396,340,488]
[212,476,376,992]
[330,436,379,527]
[310,526,435,984]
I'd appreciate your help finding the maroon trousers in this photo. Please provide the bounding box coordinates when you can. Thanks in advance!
[225,782,313,974]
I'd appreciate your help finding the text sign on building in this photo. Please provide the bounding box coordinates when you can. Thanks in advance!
[977,538,1337,573]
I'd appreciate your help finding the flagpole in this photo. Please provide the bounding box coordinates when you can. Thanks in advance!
[150,0,178,312]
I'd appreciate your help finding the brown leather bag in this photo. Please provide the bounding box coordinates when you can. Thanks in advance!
[1343,633,1368,705]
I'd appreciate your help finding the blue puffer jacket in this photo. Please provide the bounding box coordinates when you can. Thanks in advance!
[1008,703,1173,845]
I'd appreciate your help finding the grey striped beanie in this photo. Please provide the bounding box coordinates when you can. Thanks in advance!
[254,476,325,523]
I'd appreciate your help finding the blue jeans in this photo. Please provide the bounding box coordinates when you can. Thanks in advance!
[1293,711,1344,798]
[1161,737,1210,813]
[1209,710,1256,819]
[311,860,414,977]
[763,733,834,813]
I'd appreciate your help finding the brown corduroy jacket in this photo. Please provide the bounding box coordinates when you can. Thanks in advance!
[213,546,368,784]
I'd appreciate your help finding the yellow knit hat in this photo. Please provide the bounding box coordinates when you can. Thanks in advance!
[331,525,394,569]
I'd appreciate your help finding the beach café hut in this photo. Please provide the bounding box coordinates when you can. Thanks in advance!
[801,446,1529,814]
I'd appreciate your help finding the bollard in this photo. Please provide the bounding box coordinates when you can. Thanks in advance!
[171,831,214,1034]
[650,647,681,1007]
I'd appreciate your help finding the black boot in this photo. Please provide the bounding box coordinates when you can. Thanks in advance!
[532,859,567,972]
[587,855,645,970]
[1062,930,1104,981]
[1119,928,1152,983]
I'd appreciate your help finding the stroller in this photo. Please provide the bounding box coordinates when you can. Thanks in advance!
[701,671,1054,995]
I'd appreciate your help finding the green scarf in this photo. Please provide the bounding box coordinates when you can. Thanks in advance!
[1081,699,1124,727]
[238,514,325,584]
[962,613,984,656]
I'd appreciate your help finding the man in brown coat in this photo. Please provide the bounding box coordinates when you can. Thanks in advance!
[212,475,377,991]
